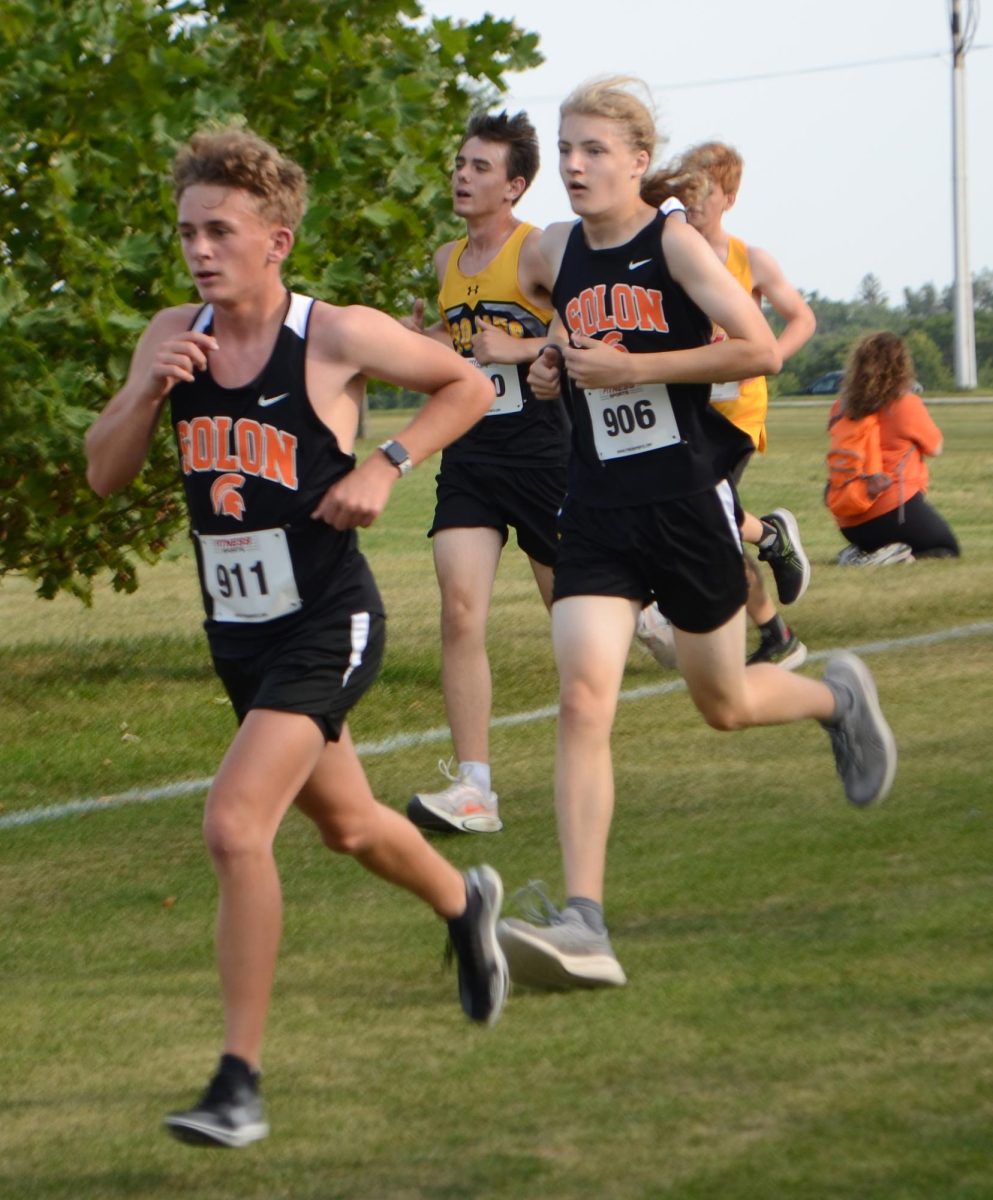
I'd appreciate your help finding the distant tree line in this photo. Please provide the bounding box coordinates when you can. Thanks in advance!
[768,269,993,396]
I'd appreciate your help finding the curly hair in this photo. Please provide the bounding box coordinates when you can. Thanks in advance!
[841,331,915,418]
[639,162,709,211]
[463,110,540,196]
[677,142,743,195]
[172,127,308,231]
[641,141,742,212]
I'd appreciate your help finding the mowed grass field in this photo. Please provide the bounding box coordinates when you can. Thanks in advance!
[1,403,992,1200]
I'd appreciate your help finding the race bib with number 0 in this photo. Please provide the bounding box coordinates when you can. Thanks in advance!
[470,357,525,416]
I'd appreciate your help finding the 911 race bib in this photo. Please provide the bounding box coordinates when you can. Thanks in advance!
[198,527,302,623]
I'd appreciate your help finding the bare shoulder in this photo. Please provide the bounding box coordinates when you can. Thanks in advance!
[661,214,696,244]
[746,243,786,287]
[541,220,575,252]
[661,216,713,271]
[433,240,459,280]
[535,220,575,281]
[308,298,379,338]
[127,304,201,370]
[518,226,555,302]
[308,301,406,361]
[145,304,201,338]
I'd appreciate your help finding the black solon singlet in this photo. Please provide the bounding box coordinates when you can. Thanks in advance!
[552,210,752,508]
[169,292,381,655]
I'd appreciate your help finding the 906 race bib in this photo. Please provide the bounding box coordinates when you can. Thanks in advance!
[198,527,302,623]
[586,383,680,461]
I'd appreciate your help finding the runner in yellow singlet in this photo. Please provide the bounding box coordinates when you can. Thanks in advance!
[642,142,816,670]
[401,111,569,835]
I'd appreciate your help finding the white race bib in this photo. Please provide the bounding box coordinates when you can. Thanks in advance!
[586,383,680,461]
[710,381,741,403]
[471,358,525,416]
[198,528,302,623]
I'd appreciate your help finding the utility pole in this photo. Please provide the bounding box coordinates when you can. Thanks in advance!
[950,0,977,388]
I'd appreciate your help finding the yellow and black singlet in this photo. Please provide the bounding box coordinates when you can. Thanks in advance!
[438,222,567,467]
[708,235,769,453]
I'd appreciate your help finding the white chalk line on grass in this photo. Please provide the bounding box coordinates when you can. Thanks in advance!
[3,620,992,832]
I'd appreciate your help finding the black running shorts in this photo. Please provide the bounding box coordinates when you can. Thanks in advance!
[212,606,385,743]
[428,459,567,567]
[552,481,747,634]
[727,447,754,489]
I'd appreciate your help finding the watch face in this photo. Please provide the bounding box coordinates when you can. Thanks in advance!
[380,441,410,471]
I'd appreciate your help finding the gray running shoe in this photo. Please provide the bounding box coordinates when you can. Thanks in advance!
[165,1057,269,1149]
[758,508,811,605]
[746,630,808,671]
[497,891,626,991]
[836,542,914,567]
[821,652,897,807]
[446,865,509,1026]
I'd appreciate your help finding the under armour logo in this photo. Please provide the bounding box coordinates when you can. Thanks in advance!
[466,285,479,296]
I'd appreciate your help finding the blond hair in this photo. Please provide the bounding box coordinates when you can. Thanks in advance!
[559,76,660,161]
[172,127,308,231]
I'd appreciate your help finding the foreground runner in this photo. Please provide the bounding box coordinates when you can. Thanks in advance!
[496,79,897,991]
[85,128,508,1147]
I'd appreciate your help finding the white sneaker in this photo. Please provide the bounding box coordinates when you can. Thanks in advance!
[837,542,914,567]
[407,760,502,834]
[634,603,678,669]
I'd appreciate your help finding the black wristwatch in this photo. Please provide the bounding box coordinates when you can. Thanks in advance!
[377,439,412,476]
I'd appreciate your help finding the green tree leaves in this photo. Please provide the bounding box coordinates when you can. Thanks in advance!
[1,0,540,599]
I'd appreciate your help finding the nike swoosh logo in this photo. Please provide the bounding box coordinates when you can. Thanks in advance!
[258,392,290,407]
[628,258,651,270]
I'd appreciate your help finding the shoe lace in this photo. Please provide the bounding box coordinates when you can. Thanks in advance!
[766,534,799,571]
[436,757,461,784]
[828,721,864,777]
[507,880,564,926]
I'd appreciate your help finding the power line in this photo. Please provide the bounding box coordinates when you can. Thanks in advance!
[510,44,992,102]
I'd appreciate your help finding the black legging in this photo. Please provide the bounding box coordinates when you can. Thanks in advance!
[841,490,960,558]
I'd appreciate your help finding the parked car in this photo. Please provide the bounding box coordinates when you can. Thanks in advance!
[803,371,923,395]
[804,371,844,394]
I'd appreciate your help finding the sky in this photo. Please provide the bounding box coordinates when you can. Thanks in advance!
[424,0,991,306]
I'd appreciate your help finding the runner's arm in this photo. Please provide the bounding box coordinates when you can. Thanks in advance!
[748,244,816,362]
[85,307,206,496]
[528,315,568,399]
[310,305,492,528]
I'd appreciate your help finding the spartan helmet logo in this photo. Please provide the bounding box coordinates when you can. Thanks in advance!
[210,473,247,520]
